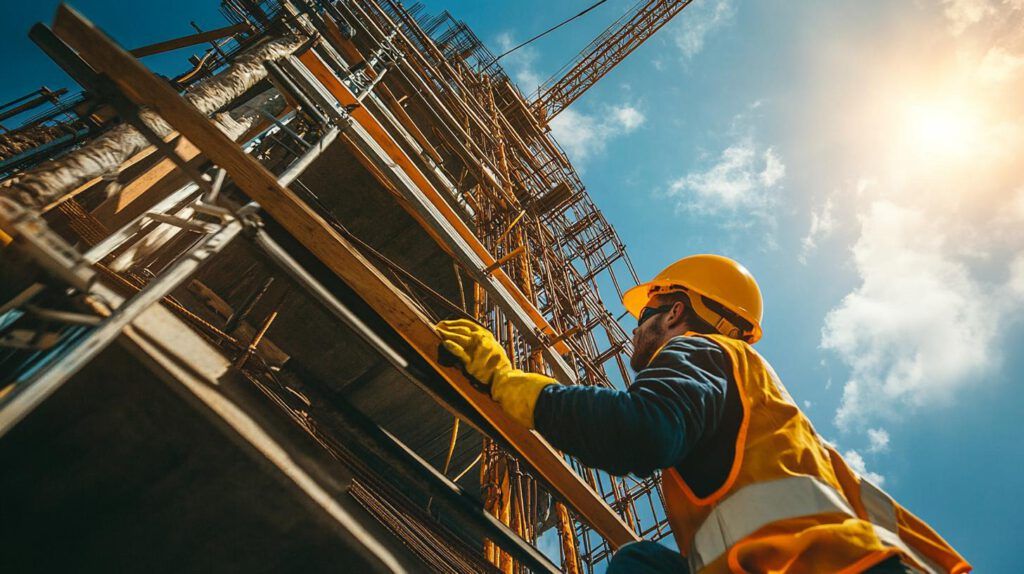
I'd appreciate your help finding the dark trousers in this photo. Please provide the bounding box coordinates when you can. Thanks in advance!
[605,541,915,573]
[606,542,687,573]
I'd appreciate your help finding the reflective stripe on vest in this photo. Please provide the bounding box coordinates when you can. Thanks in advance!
[860,479,948,574]
[686,475,944,574]
[686,475,856,572]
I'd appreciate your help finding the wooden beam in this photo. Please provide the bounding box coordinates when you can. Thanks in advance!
[129,23,249,58]
[51,4,639,549]
[40,131,188,214]
[90,108,286,228]
[89,136,201,226]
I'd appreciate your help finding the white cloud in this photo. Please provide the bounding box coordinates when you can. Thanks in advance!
[761,148,785,186]
[665,136,785,222]
[939,0,1024,36]
[660,101,783,246]
[843,449,886,485]
[799,197,836,264]
[867,428,890,453]
[978,46,1024,82]
[550,104,646,165]
[497,29,648,166]
[612,105,645,131]
[855,178,875,196]
[495,32,543,94]
[1010,254,1024,299]
[1012,188,1024,220]
[669,0,737,59]
[940,0,997,35]
[822,201,1006,430]
[793,0,1024,465]
[812,0,1024,438]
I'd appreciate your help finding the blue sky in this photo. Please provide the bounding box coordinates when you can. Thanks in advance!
[2,0,1021,570]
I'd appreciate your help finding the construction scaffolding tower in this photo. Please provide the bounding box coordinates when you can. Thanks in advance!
[0,1,676,572]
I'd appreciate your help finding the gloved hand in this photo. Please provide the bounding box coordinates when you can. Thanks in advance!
[436,319,555,428]
[435,319,512,385]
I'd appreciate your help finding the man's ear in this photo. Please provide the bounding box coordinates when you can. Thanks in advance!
[666,300,687,329]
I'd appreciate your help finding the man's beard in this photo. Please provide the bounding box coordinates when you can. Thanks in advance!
[629,321,665,372]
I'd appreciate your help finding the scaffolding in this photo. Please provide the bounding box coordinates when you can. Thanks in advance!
[0,1,673,571]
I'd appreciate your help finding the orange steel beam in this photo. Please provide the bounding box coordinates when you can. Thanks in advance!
[51,4,638,549]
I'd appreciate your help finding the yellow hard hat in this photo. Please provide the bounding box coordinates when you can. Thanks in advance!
[622,254,763,343]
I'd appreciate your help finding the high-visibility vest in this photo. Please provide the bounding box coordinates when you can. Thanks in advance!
[657,333,971,574]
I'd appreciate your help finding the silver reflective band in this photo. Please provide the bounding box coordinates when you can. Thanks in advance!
[686,475,944,573]
[861,478,899,533]
[687,475,857,571]
[861,479,945,574]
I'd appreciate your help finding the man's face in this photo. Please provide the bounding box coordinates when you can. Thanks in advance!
[629,296,671,372]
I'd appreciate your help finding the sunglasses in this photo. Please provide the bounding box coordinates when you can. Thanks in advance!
[637,304,675,328]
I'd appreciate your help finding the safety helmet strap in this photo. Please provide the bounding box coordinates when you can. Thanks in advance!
[689,295,743,340]
[651,284,749,342]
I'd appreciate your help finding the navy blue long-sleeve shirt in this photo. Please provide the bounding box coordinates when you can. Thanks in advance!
[533,335,734,478]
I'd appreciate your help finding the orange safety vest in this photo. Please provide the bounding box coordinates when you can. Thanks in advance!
[656,333,971,574]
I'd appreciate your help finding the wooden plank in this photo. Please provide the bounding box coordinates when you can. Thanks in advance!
[129,23,249,58]
[377,83,445,167]
[52,5,639,549]
[90,109,283,228]
[40,131,187,214]
[90,137,201,226]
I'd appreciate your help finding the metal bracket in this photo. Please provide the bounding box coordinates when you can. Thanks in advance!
[0,197,95,292]
[264,60,329,128]
[279,56,354,128]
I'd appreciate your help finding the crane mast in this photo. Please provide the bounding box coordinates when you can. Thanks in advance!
[532,0,694,124]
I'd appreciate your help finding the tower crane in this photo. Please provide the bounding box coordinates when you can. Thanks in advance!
[531,0,695,124]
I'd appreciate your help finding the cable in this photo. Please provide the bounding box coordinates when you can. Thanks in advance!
[488,0,609,66]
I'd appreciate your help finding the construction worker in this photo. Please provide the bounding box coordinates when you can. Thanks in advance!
[436,254,970,573]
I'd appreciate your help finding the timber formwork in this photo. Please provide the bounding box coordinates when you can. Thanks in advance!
[0,1,672,572]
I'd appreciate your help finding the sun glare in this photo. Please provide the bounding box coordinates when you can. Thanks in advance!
[901,98,979,159]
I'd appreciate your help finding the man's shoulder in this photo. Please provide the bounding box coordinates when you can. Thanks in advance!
[648,334,730,373]
[660,334,727,355]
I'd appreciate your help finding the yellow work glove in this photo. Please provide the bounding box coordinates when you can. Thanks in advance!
[435,319,555,428]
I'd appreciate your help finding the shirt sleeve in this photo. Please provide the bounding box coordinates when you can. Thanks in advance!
[532,335,732,477]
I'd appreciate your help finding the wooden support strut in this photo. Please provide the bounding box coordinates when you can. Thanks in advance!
[483,245,525,275]
[129,22,250,58]
[50,4,639,549]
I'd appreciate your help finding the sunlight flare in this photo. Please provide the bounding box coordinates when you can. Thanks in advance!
[901,97,981,160]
